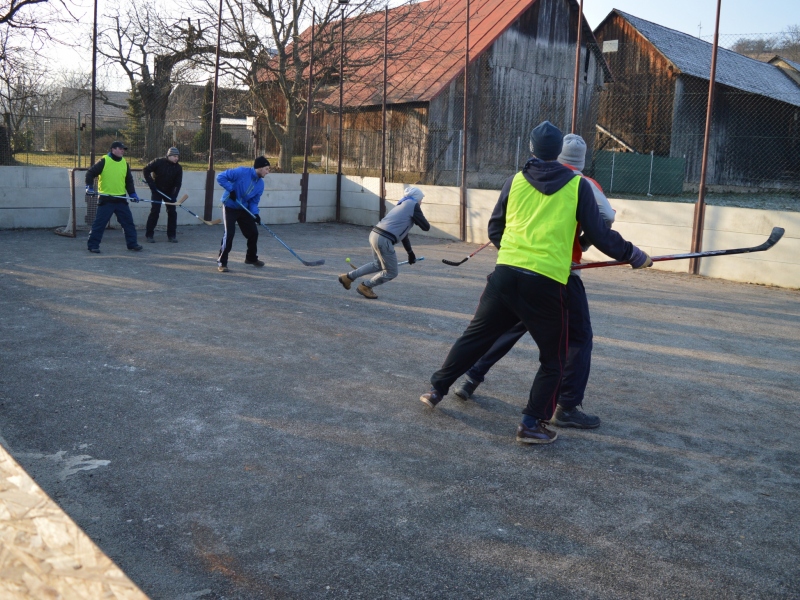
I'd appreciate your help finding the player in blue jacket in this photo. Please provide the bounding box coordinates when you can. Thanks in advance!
[216,156,270,272]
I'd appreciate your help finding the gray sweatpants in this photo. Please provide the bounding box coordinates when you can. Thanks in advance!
[349,231,398,288]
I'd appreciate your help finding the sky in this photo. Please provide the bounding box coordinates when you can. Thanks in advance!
[40,0,800,92]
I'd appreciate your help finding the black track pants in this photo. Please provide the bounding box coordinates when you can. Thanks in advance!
[430,266,569,420]
[218,206,259,266]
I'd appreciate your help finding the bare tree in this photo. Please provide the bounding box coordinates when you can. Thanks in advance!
[97,1,245,159]
[190,0,415,172]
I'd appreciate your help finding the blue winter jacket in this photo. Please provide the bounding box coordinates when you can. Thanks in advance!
[217,166,264,215]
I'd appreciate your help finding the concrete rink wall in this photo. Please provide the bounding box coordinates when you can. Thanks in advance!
[0,166,797,289]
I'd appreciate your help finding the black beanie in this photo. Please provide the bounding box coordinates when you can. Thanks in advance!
[528,121,563,161]
[254,156,270,169]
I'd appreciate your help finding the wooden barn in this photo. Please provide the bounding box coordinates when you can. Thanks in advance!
[313,0,611,188]
[593,11,800,191]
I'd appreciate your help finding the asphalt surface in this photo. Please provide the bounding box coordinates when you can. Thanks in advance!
[1,223,798,600]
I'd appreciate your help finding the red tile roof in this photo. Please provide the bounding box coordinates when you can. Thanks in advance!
[314,0,602,108]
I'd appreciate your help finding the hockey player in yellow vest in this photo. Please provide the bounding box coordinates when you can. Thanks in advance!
[86,141,142,253]
[420,121,652,445]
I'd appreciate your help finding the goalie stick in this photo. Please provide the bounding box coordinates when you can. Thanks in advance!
[150,188,221,225]
[442,241,492,266]
[235,200,325,267]
[572,227,786,270]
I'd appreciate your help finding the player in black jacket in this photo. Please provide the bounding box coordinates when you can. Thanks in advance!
[143,147,183,242]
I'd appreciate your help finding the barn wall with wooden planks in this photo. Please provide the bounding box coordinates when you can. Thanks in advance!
[428,0,608,188]
[593,14,678,157]
[671,76,800,189]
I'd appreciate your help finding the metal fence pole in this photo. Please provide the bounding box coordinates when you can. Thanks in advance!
[460,0,470,241]
[689,0,722,275]
[380,6,388,219]
[299,8,315,224]
[647,150,654,196]
[204,0,224,221]
[570,0,584,134]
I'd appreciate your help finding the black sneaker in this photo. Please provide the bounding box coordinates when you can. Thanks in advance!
[146,236,155,243]
[420,389,443,408]
[218,265,229,272]
[516,420,558,444]
[454,378,479,401]
[129,245,143,251]
[168,237,178,243]
[88,247,100,253]
[245,259,265,267]
[547,405,601,429]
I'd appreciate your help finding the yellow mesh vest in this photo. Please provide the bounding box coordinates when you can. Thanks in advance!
[98,156,128,197]
[496,172,580,284]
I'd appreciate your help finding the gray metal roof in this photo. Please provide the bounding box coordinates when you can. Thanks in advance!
[616,11,800,107]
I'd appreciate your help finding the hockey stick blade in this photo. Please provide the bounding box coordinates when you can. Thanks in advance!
[442,241,493,267]
[573,227,786,270]
[442,257,468,266]
[349,257,424,268]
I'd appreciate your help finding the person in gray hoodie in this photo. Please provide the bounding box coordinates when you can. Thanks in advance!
[338,186,430,299]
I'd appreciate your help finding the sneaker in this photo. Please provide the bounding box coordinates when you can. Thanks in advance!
[420,389,443,408]
[129,245,143,251]
[454,378,479,401]
[88,247,100,253]
[245,259,265,267]
[516,420,558,444]
[146,236,155,243]
[168,237,178,243]
[357,283,378,299]
[546,405,601,429]
[338,273,352,290]
[218,265,229,272]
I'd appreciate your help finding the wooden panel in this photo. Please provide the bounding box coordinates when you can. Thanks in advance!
[0,445,149,599]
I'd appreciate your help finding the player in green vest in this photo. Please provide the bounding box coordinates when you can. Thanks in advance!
[419,121,652,445]
[86,141,142,253]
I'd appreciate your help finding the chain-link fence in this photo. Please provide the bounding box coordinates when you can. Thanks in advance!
[5,28,799,201]
[588,33,800,196]
[5,115,258,170]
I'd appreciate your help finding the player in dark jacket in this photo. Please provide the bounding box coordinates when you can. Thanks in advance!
[337,186,430,299]
[143,147,183,242]
[419,121,652,445]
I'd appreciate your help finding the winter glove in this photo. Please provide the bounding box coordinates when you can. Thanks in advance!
[629,247,653,269]
[254,214,261,224]
[229,190,237,201]
[129,192,140,203]
[85,185,97,196]
[578,233,592,252]
[407,251,416,265]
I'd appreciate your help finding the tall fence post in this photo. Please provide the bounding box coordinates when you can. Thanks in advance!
[380,6,388,219]
[689,0,722,275]
[299,8,315,224]
[204,0,224,221]
[460,0,470,241]
[570,0,584,134]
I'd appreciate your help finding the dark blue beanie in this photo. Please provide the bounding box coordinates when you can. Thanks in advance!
[528,121,563,161]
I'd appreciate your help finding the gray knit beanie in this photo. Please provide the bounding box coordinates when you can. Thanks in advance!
[167,146,180,157]
[558,134,587,171]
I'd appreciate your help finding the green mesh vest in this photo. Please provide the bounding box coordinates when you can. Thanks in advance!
[98,156,128,197]
[496,172,580,284]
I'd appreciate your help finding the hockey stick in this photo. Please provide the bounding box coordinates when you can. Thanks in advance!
[347,257,425,269]
[235,200,325,267]
[151,188,221,225]
[572,227,786,270]
[442,241,492,266]
[97,192,187,206]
